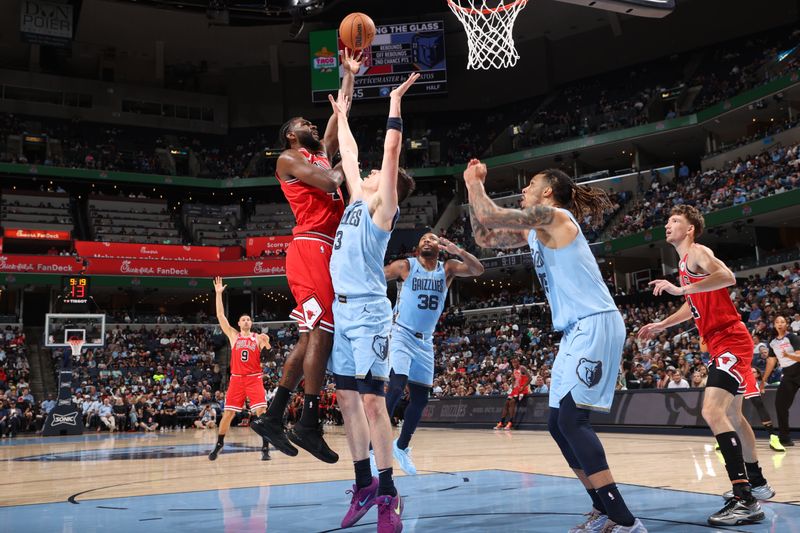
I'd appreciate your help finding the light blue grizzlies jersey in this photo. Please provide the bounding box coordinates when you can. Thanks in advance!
[527,207,616,332]
[330,200,399,298]
[394,258,448,336]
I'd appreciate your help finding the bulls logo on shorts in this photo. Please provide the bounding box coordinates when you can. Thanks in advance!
[301,296,323,328]
[576,358,603,388]
[372,335,388,361]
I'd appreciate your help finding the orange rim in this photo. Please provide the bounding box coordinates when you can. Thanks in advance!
[447,0,527,16]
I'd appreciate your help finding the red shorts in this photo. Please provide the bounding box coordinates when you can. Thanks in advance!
[224,375,267,412]
[286,234,335,334]
[706,322,757,397]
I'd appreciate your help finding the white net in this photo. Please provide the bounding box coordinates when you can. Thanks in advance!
[68,339,84,357]
[447,0,528,70]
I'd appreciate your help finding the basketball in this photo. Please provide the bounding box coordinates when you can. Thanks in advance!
[339,12,376,51]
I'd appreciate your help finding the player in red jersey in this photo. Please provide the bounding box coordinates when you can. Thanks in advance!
[209,277,272,461]
[493,359,530,430]
[638,205,769,526]
[250,49,363,463]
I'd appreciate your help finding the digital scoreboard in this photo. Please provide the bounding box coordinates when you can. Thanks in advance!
[310,20,447,102]
[62,276,90,306]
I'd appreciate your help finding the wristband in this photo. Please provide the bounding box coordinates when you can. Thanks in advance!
[386,117,403,132]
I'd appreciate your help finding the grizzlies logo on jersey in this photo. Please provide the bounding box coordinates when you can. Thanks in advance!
[576,358,603,388]
[372,335,388,361]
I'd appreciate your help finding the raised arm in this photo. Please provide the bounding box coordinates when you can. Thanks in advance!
[440,237,484,283]
[384,258,411,282]
[373,73,420,229]
[328,92,363,202]
[276,149,344,193]
[322,49,362,158]
[213,277,238,342]
[464,160,570,231]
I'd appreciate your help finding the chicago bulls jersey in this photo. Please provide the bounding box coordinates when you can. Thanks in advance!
[230,333,262,375]
[277,147,344,238]
[511,368,531,395]
[678,252,740,339]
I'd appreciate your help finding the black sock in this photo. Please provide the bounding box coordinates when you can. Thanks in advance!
[378,467,397,497]
[745,461,765,487]
[587,488,607,514]
[354,458,373,489]
[265,386,291,420]
[500,418,506,424]
[715,431,750,485]
[763,421,777,436]
[596,484,634,527]
[299,394,320,427]
[262,437,270,450]
[216,435,225,446]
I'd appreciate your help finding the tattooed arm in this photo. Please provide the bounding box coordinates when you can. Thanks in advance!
[468,206,528,249]
[464,159,569,233]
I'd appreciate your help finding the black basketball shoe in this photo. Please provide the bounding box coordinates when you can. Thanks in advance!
[287,422,339,464]
[250,415,298,457]
[208,442,223,461]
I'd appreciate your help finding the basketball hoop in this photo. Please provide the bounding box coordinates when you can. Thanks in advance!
[68,338,84,357]
[447,0,528,70]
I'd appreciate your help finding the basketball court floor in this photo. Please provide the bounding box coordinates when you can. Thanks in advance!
[2,427,800,532]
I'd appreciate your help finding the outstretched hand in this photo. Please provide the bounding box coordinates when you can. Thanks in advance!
[341,48,364,75]
[213,276,226,294]
[328,92,350,117]
[636,321,664,341]
[463,158,487,187]
[648,279,683,296]
[390,72,421,99]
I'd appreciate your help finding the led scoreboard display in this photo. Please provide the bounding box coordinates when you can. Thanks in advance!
[310,20,447,102]
[62,276,90,306]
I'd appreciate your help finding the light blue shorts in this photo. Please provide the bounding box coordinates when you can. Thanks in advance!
[549,310,625,413]
[329,296,392,381]
[389,324,434,387]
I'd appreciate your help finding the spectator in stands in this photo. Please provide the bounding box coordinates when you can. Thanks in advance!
[690,371,707,388]
[40,394,56,415]
[195,404,217,429]
[98,397,116,432]
[667,369,689,389]
[1,400,21,437]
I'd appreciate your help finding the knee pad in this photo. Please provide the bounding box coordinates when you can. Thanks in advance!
[556,394,608,476]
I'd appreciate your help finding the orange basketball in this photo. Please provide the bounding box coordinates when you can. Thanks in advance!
[339,12,376,51]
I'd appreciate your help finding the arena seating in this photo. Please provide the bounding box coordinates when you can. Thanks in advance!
[608,141,800,240]
[90,195,182,244]
[1,190,73,234]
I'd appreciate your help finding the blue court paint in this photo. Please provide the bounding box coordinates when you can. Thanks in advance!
[2,470,795,532]
[12,443,260,461]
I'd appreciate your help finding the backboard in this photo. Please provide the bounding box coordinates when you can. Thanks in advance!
[44,314,106,348]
